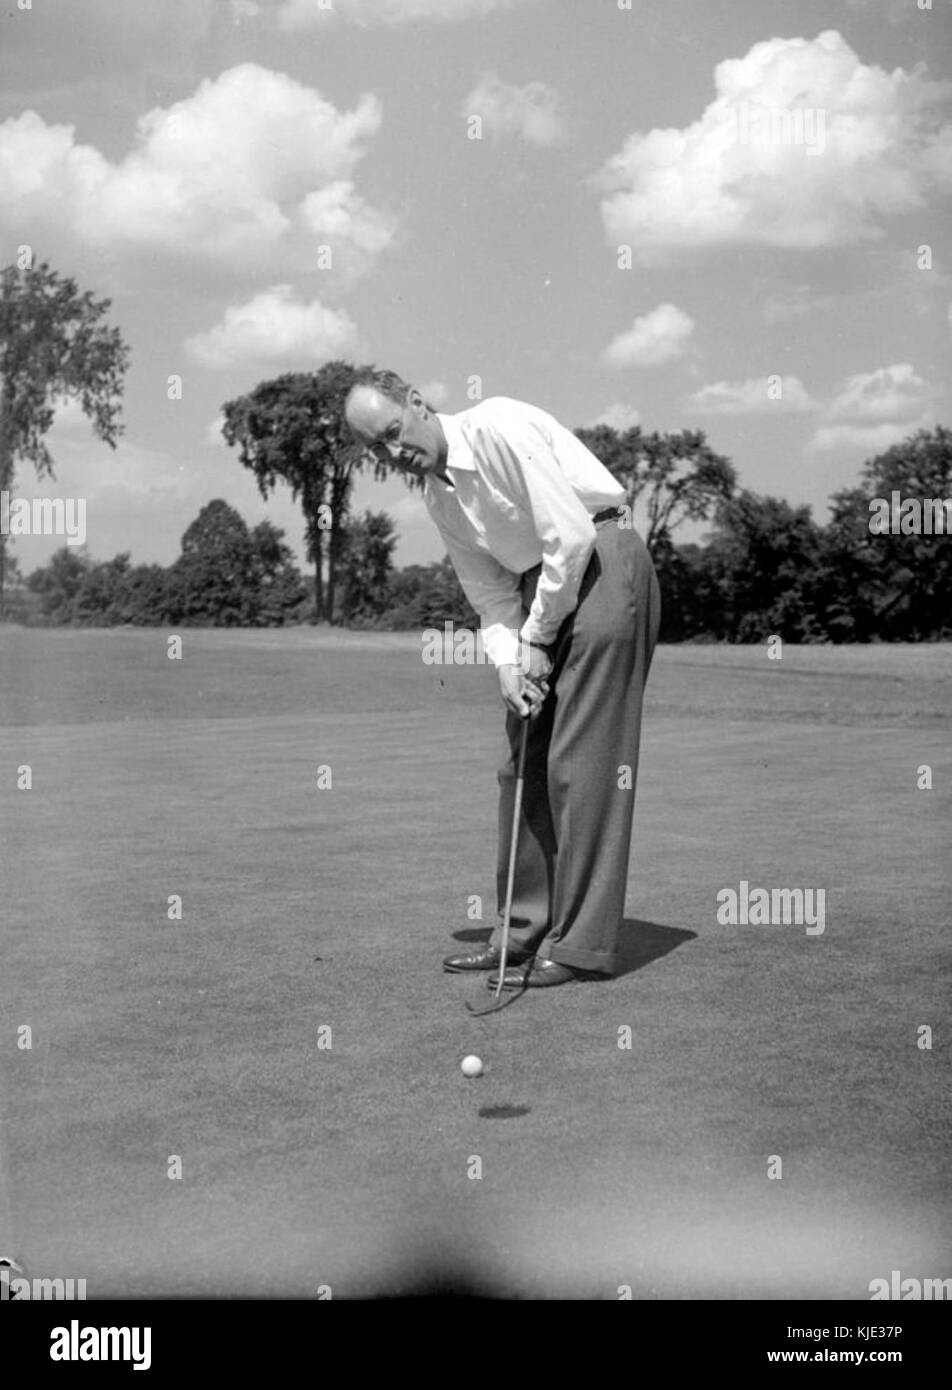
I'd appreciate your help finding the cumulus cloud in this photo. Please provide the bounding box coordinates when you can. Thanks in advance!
[807,362,932,451]
[688,376,815,415]
[184,285,360,369]
[587,403,641,431]
[278,0,529,27]
[598,30,952,258]
[0,64,392,278]
[463,73,565,146]
[808,419,930,454]
[602,304,694,369]
[825,363,930,422]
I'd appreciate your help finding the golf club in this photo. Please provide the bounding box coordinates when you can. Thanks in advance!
[465,706,531,1017]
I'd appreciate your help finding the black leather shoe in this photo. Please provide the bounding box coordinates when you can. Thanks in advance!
[443,942,532,973]
[487,958,599,990]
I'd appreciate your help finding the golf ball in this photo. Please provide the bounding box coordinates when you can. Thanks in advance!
[461,1055,483,1078]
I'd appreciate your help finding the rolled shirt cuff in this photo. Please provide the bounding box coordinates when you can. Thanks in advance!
[519,615,560,650]
[480,623,522,669]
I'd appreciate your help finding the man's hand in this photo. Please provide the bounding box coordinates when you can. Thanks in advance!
[522,641,553,685]
[498,661,550,719]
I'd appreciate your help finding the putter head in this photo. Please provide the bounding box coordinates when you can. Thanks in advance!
[464,990,523,1016]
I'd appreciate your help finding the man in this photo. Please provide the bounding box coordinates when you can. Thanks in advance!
[344,370,661,990]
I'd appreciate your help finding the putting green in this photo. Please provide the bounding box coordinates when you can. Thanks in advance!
[1,631,949,1297]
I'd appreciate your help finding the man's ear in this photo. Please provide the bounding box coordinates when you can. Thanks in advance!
[407,386,427,415]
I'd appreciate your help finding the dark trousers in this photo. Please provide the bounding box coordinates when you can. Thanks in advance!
[491,518,661,974]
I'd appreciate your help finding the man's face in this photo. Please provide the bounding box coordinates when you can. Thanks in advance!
[345,385,447,479]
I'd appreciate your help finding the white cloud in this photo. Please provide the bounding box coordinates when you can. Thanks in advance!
[808,419,931,454]
[587,404,641,431]
[0,65,392,278]
[184,285,360,369]
[278,0,529,27]
[602,304,694,369]
[599,30,952,259]
[463,73,565,146]
[688,376,815,415]
[825,363,929,422]
[807,363,932,452]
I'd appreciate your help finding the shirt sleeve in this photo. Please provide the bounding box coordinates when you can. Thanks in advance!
[439,527,524,668]
[478,412,598,649]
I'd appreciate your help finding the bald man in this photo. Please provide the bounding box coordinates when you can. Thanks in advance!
[345,369,661,990]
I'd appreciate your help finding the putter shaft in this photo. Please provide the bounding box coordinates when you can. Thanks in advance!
[494,714,530,1000]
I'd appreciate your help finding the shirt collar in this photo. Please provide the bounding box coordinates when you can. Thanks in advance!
[435,411,477,474]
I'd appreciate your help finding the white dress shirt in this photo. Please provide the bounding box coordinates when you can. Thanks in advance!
[425,397,625,667]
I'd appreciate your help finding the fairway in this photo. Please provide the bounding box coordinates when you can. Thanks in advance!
[1,630,950,1299]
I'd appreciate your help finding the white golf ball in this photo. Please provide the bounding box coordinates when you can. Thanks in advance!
[461,1055,483,1078]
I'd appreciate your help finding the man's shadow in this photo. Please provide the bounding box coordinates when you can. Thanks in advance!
[450,919,695,979]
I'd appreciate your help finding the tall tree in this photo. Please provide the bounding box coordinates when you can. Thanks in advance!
[0,259,130,617]
[703,490,825,641]
[169,499,261,626]
[575,423,736,552]
[250,519,308,625]
[338,509,398,622]
[220,361,388,623]
[823,426,952,641]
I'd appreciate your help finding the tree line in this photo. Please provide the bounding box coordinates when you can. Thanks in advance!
[7,419,951,643]
[1,261,950,641]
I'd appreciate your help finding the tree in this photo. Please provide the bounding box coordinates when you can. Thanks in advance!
[249,519,308,625]
[650,534,716,642]
[164,501,307,627]
[823,427,952,641]
[575,423,736,553]
[72,552,133,625]
[338,509,398,622]
[0,259,130,618]
[703,490,825,641]
[27,546,91,621]
[380,556,479,629]
[168,499,262,626]
[221,361,390,623]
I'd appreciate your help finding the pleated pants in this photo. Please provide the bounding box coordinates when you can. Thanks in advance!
[491,517,661,974]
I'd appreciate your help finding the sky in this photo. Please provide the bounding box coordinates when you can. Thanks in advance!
[1,0,950,575]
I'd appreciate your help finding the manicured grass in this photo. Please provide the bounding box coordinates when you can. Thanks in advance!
[1,630,949,1297]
